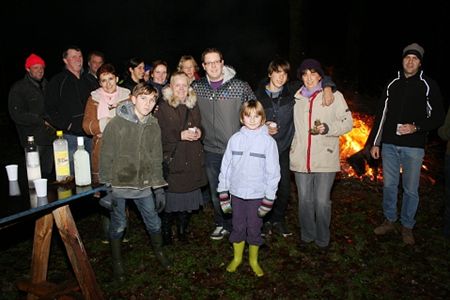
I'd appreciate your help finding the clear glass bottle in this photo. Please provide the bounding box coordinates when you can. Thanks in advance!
[25,135,42,188]
[74,136,91,186]
[53,130,70,182]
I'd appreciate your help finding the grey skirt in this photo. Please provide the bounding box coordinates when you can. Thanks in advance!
[165,188,204,213]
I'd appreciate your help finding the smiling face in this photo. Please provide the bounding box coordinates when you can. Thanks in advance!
[181,59,196,79]
[301,69,322,90]
[242,109,263,130]
[27,64,45,81]
[402,54,421,78]
[151,64,168,84]
[130,62,145,83]
[64,49,83,76]
[171,74,189,102]
[268,68,288,91]
[99,72,118,94]
[202,52,224,81]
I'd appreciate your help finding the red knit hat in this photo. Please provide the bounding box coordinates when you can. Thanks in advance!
[25,53,45,69]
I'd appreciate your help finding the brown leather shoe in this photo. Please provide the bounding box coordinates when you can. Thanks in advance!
[401,226,415,245]
[374,220,396,235]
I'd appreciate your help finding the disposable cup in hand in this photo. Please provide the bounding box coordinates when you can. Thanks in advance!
[33,178,48,197]
[5,164,18,181]
[269,122,277,129]
[188,127,197,133]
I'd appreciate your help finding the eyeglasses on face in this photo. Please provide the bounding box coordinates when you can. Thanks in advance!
[203,60,222,67]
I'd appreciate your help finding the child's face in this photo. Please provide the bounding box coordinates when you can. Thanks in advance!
[132,92,157,120]
[243,110,262,130]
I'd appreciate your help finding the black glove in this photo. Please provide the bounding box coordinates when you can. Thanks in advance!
[153,188,166,213]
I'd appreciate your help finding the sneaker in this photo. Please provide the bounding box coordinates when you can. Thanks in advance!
[261,222,272,237]
[374,220,396,235]
[272,222,293,237]
[210,226,230,240]
[401,226,415,245]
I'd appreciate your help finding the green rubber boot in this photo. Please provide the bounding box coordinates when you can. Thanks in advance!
[226,241,245,272]
[249,245,264,277]
[150,233,172,270]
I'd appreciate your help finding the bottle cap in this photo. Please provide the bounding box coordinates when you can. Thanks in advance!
[56,130,63,137]
[77,136,84,146]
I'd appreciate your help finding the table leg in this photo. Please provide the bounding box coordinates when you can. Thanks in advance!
[52,205,104,299]
[27,213,54,300]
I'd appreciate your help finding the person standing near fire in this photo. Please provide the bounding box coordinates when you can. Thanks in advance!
[370,43,445,245]
[290,58,353,250]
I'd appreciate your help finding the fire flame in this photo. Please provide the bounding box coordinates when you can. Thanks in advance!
[339,113,434,184]
[339,113,380,180]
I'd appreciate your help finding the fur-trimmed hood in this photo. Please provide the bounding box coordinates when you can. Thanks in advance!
[162,86,197,109]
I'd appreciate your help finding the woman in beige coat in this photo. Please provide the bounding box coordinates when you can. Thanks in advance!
[290,58,353,250]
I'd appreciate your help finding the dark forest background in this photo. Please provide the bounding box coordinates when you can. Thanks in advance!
[1,0,449,111]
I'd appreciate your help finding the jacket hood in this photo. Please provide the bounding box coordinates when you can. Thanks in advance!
[116,100,140,123]
[207,65,236,84]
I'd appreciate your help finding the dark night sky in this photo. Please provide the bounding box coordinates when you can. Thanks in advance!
[1,0,449,112]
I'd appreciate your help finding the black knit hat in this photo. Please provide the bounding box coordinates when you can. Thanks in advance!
[297,58,324,78]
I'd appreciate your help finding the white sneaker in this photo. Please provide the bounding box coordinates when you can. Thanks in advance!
[210,226,229,240]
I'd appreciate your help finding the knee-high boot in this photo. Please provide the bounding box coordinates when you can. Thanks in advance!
[150,233,172,270]
[110,239,125,281]
[226,241,245,272]
[101,210,110,244]
[249,245,264,277]
[177,211,190,243]
[161,212,173,246]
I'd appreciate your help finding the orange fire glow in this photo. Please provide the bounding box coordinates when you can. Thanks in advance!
[339,113,380,180]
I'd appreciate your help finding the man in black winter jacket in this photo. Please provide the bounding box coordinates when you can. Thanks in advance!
[370,43,445,245]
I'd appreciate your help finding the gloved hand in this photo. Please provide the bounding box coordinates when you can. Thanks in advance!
[153,188,166,213]
[219,192,232,214]
[257,198,274,218]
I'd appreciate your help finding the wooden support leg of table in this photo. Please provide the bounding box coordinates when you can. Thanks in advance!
[52,204,104,299]
[27,213,54,300]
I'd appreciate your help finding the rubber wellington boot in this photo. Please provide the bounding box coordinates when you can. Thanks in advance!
[150,233,172,270]
[161,212,173,246]
[249,245,264,277]
[177,211,191,243]
[101,213,110,244]
[226,241,245,272]
[110,239,125,281]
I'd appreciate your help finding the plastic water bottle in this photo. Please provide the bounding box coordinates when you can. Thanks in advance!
[53,130,70,182]
[25,136,41,188]
[74,136,91,186]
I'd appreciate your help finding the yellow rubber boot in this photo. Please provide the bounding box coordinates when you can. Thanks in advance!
[226,241,245,272]
[249,245,264,277]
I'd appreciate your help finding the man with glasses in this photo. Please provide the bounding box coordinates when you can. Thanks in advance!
[192,48,256,240]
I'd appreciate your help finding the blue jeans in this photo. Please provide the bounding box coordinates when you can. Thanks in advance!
[64,134,92,177]
[205,151,232,231]
[110,195,161,240]
[381,143,424,229]
[444,154,450,237]
[294,172,335,247]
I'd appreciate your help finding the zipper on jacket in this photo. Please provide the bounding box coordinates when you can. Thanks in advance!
[307,91,321,173]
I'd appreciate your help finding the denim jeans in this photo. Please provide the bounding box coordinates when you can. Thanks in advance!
[205,151,232,231]
[294,172,335,247]
[110,194,161,240]
[64,134,92,177]
[444,154,450,237]
[381,143,424,228]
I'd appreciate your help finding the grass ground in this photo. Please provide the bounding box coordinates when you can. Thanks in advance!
[1,146,449,299]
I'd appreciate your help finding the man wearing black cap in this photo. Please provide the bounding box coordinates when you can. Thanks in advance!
[370,43,445,245]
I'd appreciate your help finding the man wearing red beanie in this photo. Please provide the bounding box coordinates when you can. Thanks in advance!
[8,53,55,179]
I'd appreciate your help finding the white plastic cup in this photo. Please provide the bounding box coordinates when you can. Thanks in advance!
[33,178,48,197]
[396,123,402,135]
[188,127,197,133]
[9,180,21,196]
[5,164,18,181]
[269,122,277,129]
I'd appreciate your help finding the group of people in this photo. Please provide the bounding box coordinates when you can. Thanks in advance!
[7,42,448,280]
